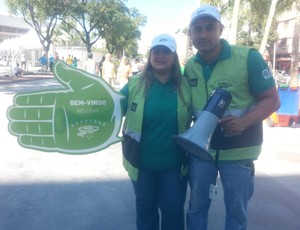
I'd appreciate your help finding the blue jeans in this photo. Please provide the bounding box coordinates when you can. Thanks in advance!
[186,155,254,230]
[131,166,187,230]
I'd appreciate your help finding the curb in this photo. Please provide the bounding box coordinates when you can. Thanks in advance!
[0,73,54,85]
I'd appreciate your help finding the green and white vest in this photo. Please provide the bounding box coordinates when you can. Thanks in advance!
[185,46,262,161]
[122,75,192,181]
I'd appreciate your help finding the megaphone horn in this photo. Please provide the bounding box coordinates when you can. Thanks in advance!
[173,88,232,160]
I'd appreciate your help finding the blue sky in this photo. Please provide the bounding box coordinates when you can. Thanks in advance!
[0,0,199,39]
[0,0,200,52]
[0,0,8,14]
[127,0,199,43]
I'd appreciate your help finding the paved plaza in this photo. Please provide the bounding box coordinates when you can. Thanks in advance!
[0,74,300,230]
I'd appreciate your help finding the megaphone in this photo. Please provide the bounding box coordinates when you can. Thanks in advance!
[173,88,232,160]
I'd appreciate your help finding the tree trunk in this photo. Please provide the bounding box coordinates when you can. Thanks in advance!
[289,0,300,87]
[228,0,241,45]
[259,0,279,54]
[86,44,92,57]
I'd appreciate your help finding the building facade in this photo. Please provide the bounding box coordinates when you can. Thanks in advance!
[276,6,300,74]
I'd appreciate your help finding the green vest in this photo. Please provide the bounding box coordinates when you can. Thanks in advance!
[122,75,192,180]
[185,46,262,161]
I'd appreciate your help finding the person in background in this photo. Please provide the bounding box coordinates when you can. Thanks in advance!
[84,53,96,74]
[13,63,24,77]
[179,56,186,75]
[20,54,27,70]
[113,57,120,82]
[66,54,73,66]
[120,33,193,230]
[98,56,105,77]
[117,56,132,88]
[39,54,48,73]
[55,52,59,61]
[72,57,78,68]
[102,53,116,86]
[184,5,280,230]
[49,54,55,72]
[131,58,140,75]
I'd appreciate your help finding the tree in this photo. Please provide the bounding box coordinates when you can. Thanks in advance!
[228,0,241,45]
[102,7,146,58]
[53,19,82,48]
[59,0,145,57]
[59,0,112,54]
[200,0,234,15]
[259,0,279,54]
[5,0,67,57]
[235,0,294,67]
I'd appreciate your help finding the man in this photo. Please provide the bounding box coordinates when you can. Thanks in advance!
[39,54,48,72]
[13,63,24,77]
[49,54,55,72]
[102,53,116,86]
[20,54,27,70]
[84,52,96,74]
[184,5,280,230]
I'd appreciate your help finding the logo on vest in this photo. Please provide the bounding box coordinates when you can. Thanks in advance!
[215,78,235,88]
[189,78,198,86]
[130,103,138,112]
[262,68,272,80]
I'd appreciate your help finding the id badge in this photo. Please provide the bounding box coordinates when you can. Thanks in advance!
[209,184,219,200]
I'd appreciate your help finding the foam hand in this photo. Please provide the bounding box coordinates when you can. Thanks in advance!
[7,61,124,154]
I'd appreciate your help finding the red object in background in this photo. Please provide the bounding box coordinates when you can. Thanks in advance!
[266,86,300,127]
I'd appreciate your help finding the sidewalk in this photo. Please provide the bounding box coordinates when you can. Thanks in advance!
[0,65,122,91]
[1,72,300,230]
[0,64,53,85]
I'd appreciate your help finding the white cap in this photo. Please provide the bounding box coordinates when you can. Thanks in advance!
[190,5,221,26]
[150,34,176,52]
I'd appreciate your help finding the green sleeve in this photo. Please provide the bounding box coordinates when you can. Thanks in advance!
[247,49,276,94]
[120,83,129,115]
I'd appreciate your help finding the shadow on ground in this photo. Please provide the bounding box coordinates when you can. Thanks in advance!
[1,174,300,230]
[0,180,135,230]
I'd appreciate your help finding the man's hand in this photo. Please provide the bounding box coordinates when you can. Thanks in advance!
[7,61,124,154]
[219,116,245,135]
[219,87,280,136]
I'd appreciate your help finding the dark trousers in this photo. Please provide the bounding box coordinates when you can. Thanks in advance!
[131,166,187,230]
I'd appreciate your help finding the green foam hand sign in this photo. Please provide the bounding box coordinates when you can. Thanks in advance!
[7,61,124,154]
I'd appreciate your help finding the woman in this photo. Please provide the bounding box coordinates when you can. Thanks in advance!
[120,34,192,230]
[117,56,132,88]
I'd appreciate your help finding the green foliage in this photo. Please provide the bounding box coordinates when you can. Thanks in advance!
[53,20,82,47]
[200,0,235,16]
[5,0,146,58]
[5,0,68,53]
[197,0,294,51]
[234,0,294,50]
[58,0,146,57]
[101,6,146,58]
